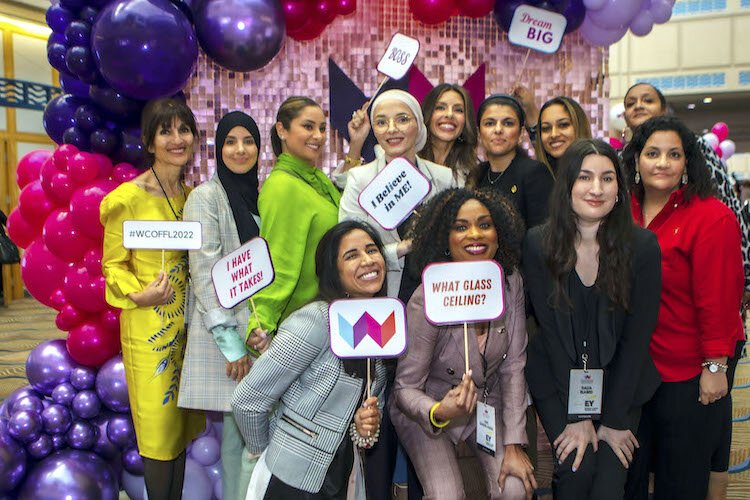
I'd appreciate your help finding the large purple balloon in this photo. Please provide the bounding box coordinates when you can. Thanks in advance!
[563,0,586,32]
[0,420,27,493]
[91,0,198,99]
[25,339,77,396]
[18,450,118,500]
[580,13,628,46]
[65,419,97,449]
[195,0,286,73]
[95,355,130,413]
[71,390,102,419]
[43,94,86,145]
[42,404,72,434]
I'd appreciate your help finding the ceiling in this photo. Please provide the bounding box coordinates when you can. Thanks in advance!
[670,92,750,151]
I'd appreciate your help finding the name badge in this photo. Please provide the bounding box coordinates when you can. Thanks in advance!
[476,401,496,456]
[567,369,603,419]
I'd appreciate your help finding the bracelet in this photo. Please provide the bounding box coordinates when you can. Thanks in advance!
[344,155,362,167]
[701,361,729,373]
[349,421,379,449]
[429,402,450,428]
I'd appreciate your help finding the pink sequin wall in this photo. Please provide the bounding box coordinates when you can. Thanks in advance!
[185,0,610,186]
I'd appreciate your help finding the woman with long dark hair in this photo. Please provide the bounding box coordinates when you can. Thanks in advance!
[534,96,592,175]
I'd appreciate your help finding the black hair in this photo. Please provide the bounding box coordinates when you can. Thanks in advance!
[624,82,667,111]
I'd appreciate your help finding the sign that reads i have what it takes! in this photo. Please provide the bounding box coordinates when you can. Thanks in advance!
[212,237,275,309]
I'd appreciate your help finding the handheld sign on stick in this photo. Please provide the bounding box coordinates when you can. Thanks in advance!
[368,33,420,107]
[329,298,407,398]
[422,261,505,374]
[508,4,567,54]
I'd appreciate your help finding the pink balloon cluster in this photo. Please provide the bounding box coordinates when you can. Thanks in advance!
[703,122,736,161]
[580,0,676,46]
[410,0,494,25]
[8,146,141,367]
[283,0,357,41]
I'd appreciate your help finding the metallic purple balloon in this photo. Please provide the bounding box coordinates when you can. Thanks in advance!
[63,126,90,151]
[121,447,144,475]
[69,366,97,390]
[18,450,118,500]
[65,420,97,449]
[195,0,285,72]
[47,42,69,74]
[26,434,54,460]
[88,85,144,120]
[73,104,101,134]
[43,94,87,145]
[64,20,90,46]
[563,0,586,33]
[51,434,66,450]
[91,0,198,100]
[106,414,135,448]
[0,420,27,493]
[71,390,102,420]
[90,128,120,155]
[8,410,43,443]
[42,403,72,434]
[4,388,41,418]
[46,5,76,34]
[95,355,130,413]
[51,382,77,406]
[10,396,44,415]
[91,414,119,459]
[59,74,90,99]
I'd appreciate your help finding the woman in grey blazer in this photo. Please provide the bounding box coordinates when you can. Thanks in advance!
[179,111,263,500]
[232,220,388,499]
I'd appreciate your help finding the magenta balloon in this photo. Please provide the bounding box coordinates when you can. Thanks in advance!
[181,459,213,500]
[711,121,729,142]
[580,13,628,46]
[337,0,355,16]
[42,166,76,207]
[16,150,52,190]
[51,382,77,406]
[69,179,119,241]
[7,209,38,249]
[52,144,78,171]
[43,210,96,263]
[82,248,103,276]
[67,321,121,368]
[26,434,54,460]
[42,403,72,434]
[588,0,644,30]
[25,339,77,397]
[0,420,27,492]
[18,181,55,228]
[112,162,140,182]
[18,450,118,499]
[63,265,107,313]
[282,0,311,31]
[49,289,68,311]
[56,303,88,331]
[106,415,135,448]
[93,154,114,179]
[460,0,494,18]
[96,355,130,413]
[315,0,338,24]
[92,0,198,100]
[195,0,286,73]
[649,0,672,23]
[409,0,455,25]
[101,309,121,332]
[8,410,43,443]
[122,447,145,474]
[70,366,97,390]
[629,9,653,36]
[190,436,221,466]
[20,239,69,308]
[68,152,100,186]
[71,390,102,419]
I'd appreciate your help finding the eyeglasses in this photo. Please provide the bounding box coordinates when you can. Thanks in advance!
[372,114,414,133]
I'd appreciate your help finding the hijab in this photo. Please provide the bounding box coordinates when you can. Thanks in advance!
[370,90,428,152]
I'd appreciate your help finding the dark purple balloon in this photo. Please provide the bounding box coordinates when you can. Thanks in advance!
[60,0,87,11]
[25,339,78,396]
[563,0,586,32]
[47,32,67,48]
[47,42,70,74]
[106,414,135,448]
[69,366,97,390]
[73,104,101,133]
[91,0,198,99]
[18,450,118,500]
[79,6,99,24]
[71,390,101,420]
[121,447,144,475]
[90,128,119,155]
[42,404,72,434]
[51,382,77,406]
[89,85,144,119]
[8,410,43,443]
[50,434,66,450]
[115,132,148,168]
[26,434,54,460]
[493,0,540,32]
[65,45,97,82]
[537,0,569,13]
[195,0,285,72]
[64,20,91,46]
[60,74,91,99]
[46,5,76,34]
[90,414,118,459]
[10,396,44,415]
[0,421,27,492]
[95,355,130,413]
[63,126,90,151]
[65,420,97,449]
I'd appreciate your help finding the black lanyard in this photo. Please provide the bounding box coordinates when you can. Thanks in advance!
[151,167,184,221]
[479,322,491,402]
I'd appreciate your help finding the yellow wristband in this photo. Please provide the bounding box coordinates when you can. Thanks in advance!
[344,155,362,167]
[429,402,450,428]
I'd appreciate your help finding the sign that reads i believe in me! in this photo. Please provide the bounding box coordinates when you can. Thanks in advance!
[211,237,275,309]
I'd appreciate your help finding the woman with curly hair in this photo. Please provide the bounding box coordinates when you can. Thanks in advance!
[622,117,744,500]
[523,139,662,499]
[390,188,536,499]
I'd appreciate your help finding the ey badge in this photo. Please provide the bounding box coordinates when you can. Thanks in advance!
[476,401,496,456]
[567,369,603,420]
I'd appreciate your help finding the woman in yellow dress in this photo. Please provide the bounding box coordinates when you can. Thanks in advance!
[100,97,204,499]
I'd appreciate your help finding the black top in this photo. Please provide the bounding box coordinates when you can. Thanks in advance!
[569,272,600,370]
[476,154,554,229]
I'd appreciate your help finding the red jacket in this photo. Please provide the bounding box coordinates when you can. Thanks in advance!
[632,188,744,382]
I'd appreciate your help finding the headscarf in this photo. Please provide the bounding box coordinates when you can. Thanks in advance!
[215,111,261,243]
[370,90,428,152]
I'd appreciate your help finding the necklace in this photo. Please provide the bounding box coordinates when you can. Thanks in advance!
[485,168,506,185]
[151,167,185,221]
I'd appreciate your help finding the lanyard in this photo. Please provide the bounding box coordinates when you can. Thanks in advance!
[479,322,491,402]
[151,167,185,221]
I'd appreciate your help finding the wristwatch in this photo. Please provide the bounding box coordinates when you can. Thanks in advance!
[701,361,728,373]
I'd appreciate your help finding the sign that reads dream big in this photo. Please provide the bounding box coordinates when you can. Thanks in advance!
[508,4,567,54]
[212,237,275,309]
[329,298,407,359]
[422,260,505,325]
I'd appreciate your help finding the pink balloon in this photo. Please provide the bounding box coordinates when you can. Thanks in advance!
[112,163,140,183]
[83,248,103,276]
[41,159,76,207]
[17,150,52,189]
[93,154,114,180]
[43,209,97,263]
[7,208,39,249]
[100,309,121,333]
[702,132,719,150]
[711,122,729,142]
[336,0,355,16]
[49,289,68,311]
[63,265,108,314]
[460,0,493,18]
[409,0,455,25]
[19,180,56,228]
[315,0,338,24]
[52,144,79,171]
[68,152,101,186]
[719,139,736,160]
[282,0,311,31]
[21,239,69,308]
[56,304,88,331]
[69,180,119,241]
[67,322,121,368]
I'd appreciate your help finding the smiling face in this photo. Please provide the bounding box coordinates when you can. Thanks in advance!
[221,125,258,174]
[540,104,576,159]
[428,90,466,145]
[150,117,195,169]
[337,229,386,298]
[478,104,521,158]
[624,84,665,130]
[372,99,419,162]
[638,130,686,196]
[570,154,619,224]
[448,199,499,262]
[277,105,326,164]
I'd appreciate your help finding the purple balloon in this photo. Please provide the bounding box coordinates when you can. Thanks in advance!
[89,85,144,119]
[69,365,97,390]
[79,6,99,24]
[50,434,66,450]
[71,390,101,419]
[42,404,72,434]
[64,20,90,46]
[26,434,54,460]
[63,126,90,150]
[46,5,76,34]
[60,0,87,10]
[8,410,43,443]
[18,450,118,500]
[214,478,223,500]
[588,0,644,30]
[650,0,673,23]
[0,421,27,493]
[91,0,198,100]
[91,414,119,459]
[115,131,148,168]
[106,414,135,448]
[195,0,285,72]
[563,0,586,33]
[493,0,528,32]
[47,42,70,75]
[60,74,91,99]
[65,420,97,449]
[51,382,77,406]
[580,13,628,46]
[90,128,120,155]
[190,436,220,466]
[630,9,653,36]
[10,396,44,415]
[25,339,77,396]
[205,460,221,484]
[48,32,67,47]
[43,95,86,145]
[122,447,144,475]
[64,45,98,82]
[4,388,41,417]
[182,458,212,500]
[95,355,130,413]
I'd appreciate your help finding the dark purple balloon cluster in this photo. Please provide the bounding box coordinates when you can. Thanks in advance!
[0,340,136,498]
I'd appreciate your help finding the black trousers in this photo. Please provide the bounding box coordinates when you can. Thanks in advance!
[535,395,640,500]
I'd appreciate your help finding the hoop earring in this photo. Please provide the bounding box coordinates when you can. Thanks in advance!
[444,248,451,256]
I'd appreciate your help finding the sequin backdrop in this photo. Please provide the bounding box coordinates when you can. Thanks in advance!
[185,1,609,186]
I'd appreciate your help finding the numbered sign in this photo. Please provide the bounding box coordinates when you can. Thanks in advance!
[358,157,431,230]
[508,5,567,54]
[422,260,505,325]
[377,33,420,80]
[212,237,275,309]
[122,220,202,250]
[329,298,407,359]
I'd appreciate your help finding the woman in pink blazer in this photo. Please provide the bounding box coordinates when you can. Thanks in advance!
[390,188,535,500]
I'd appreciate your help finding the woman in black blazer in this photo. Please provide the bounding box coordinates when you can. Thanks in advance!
[522,139,661,499]
[468,94,554,229]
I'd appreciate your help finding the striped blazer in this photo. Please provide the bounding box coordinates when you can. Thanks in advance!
[178,175,253,412]
[232,301,387,494]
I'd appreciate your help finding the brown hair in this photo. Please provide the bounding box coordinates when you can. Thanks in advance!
[140,97,198,168]
[534,96,592,175]
[270,96,321,157]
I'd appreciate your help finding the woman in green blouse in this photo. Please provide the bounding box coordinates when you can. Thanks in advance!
[247,96,341,347]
